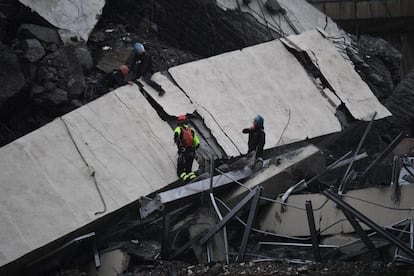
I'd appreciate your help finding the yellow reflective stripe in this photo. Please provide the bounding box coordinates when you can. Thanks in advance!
[180,172,187,179]
[187,172,196,179]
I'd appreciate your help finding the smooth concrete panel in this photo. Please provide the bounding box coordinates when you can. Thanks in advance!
[169,40,342,157]
[18,0,105,41]
[282,29,392,121]
[259,184,414,237]
[0,84,178,267]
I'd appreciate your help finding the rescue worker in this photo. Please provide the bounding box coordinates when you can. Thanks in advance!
[242,115,265,167]
[124,42,166,96]
[96,65,130,94]
[174,114,200,183]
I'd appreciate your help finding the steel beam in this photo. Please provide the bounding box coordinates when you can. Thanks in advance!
[340,208,377,254]
[323,189,414,259]
[237,187,262,262]
[161,212,171,260]
[200,188,258,245]
[391,156,401,203]
[339,112,376,194]
[305,201,321,261]
[139,162,261,218]
[360,132,405,179]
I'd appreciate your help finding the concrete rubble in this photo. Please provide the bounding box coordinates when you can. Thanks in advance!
[1,0,414,275]
[18,0,106,42]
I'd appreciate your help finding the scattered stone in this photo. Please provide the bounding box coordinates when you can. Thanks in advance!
[30,83,46,96]
[37,66,56,83]
[18,24,60,44]
[71,99,83,108]
[39,88,68,105]
[74,46,94,71]
[207,263,223,275]
[45,43,59,52]
[297,265,308,273]
[40,47,85,97]
[43,81,56,91]
[371,261,383,270]
[23,39,45,62]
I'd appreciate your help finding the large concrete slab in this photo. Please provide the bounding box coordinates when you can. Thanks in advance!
[217,0,347,38]
[282,29,392,121]
[259,184,414,236]
[18,0,105,42]
[0,84,178,267]
[168,39,343,157]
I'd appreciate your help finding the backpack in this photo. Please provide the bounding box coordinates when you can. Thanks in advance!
[180,126,194,148]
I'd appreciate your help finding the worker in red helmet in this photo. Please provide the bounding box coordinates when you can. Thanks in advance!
[174,114,200,183]
[124,42,165,96]
[96,65,131,94]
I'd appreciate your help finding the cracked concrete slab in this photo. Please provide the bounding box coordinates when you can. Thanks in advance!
[168,38,342,157]
[18,0,105,42]
[281,29,392,121]
[217,0,348,38]
[0,84,178,267]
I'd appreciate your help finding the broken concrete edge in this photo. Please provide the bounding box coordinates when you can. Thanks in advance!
[280,35,348,119]
[135,76,228,166]
[161,70,230,159]
[139,161,260,218]
[221,144,323,208]
[0,197,142,275]
[282,30,392,123]
[139,141,325,219]
[18,0,106,43]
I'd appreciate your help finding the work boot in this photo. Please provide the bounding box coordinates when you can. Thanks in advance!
[158,88,166,96]
[180,172,187,182]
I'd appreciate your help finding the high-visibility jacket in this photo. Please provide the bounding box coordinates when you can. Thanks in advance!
[174,124,200,149]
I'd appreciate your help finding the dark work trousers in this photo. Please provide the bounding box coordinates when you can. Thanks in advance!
[177,147,196,176]
[143,72,163,92]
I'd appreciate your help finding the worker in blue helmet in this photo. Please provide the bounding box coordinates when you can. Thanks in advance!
[124,42,165,96]
[242,115,265,165]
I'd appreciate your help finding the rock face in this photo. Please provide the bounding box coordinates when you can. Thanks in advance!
[0,43,26,105]
[350,35,402,103]
[38,47,86,98]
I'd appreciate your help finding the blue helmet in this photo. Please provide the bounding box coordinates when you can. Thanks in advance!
[254,115,264,128]
[133,42,145,52]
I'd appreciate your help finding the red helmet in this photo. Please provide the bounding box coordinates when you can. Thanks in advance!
[120,65,129,76]
[177,114,187,123]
